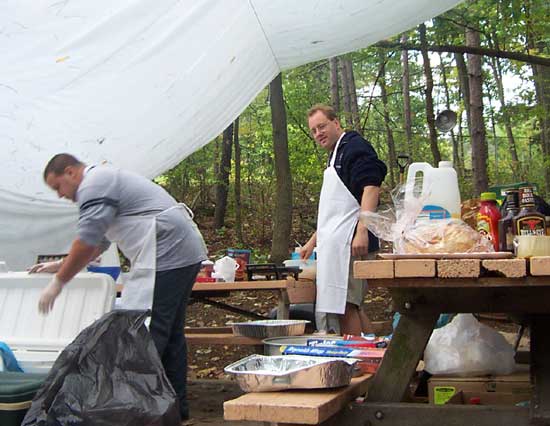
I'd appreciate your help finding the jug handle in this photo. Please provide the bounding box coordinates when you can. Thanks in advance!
[405,162,430,201]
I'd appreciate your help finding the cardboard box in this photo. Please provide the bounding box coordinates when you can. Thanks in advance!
[428,371,531,406]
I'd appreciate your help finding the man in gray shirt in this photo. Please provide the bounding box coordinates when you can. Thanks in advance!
[30,153,207,422]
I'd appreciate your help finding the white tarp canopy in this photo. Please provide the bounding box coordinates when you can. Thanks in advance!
[0,0,461,270]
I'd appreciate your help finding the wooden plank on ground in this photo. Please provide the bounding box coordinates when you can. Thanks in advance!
[354,260,394,279]
[481,258,526,278]
[530,256,550,276]
[394,259,436,278]
[185,332,263,346]
[437,259,480,278]
[223,375,371,425]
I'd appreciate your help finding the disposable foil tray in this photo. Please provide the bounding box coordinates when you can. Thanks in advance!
[229,319,309,338]
[224,355,357,392]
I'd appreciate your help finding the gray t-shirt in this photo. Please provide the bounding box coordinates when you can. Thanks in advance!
[76,165,207,271]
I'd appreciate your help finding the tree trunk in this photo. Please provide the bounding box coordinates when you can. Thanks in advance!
[438,53,461,179]
[214,124,233,229]
[525,0,550,196]
[269,73,293,264]
[233,117,244,244]
[485,82,500,183]
[401,34,414,158]
[342,57,361,131]
[466,24,489,196]
[455,53,472,133]
[329,57,340,114]
[488,53,520,178]
[339,57,352,128]
[419,23,441,165]
[378,49,397,187]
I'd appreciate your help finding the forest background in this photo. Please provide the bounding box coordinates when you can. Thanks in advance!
[157,0,550,263]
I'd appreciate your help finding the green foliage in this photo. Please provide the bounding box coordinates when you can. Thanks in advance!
[159,0,550,253]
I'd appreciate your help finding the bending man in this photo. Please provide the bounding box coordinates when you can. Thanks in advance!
[29,153,207,423]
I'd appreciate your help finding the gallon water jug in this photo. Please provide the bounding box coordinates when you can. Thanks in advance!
[212,256,239,282]
[405,161,461,220]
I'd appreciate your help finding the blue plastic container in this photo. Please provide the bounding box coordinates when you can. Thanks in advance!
[87,266,121,281]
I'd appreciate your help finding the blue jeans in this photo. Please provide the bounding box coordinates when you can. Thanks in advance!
[150,262,201,420]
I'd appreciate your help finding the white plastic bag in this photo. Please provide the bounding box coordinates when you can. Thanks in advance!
[424,314,516,376]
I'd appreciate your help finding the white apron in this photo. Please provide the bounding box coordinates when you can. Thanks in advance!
[315,135,361,315]
[106,204,192,310]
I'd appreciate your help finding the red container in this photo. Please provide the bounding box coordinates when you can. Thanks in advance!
[477,192,501,251]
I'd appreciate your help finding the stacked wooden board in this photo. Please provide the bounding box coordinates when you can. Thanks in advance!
[354,256,550,279]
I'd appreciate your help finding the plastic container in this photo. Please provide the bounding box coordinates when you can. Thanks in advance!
[477,192,501,251]
[0,371,47,426]
[405,161,461,220]
[87,243,121,281]
[0,272,116,373]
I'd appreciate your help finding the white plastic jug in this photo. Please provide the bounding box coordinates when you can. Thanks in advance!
[405,161,461,220]
[212,256,239,282]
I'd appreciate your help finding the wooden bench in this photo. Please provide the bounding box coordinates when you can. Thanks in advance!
[224,374,371,425]
[185,326,263,348]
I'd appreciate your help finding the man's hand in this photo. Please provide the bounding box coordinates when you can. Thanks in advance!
[28,259,63,274]
[38,275,65,314]
[351,225,369,257]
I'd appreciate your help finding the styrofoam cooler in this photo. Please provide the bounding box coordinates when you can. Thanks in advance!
[0,272,116,373]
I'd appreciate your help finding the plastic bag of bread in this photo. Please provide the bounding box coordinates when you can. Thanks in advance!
[397,219,493,254]
[360,183,493,254]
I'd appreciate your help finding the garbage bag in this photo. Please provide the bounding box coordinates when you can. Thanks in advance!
[22,310,180,426]
[424,314,516,376]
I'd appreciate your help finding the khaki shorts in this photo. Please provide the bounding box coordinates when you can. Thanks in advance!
[346,251,377,306]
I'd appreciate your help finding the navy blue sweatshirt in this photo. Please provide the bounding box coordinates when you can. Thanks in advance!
[328,131,387,252]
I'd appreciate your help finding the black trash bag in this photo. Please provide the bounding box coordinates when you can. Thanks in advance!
[22,310,181,426]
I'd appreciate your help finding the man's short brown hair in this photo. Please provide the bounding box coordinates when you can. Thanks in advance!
[307,104,338,121]
[43,153,84,181]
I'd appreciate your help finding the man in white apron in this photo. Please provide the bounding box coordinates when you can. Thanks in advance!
[301,105,387,336]
[29,153,207,423]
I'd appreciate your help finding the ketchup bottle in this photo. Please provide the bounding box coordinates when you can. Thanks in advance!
[477,192,501,251]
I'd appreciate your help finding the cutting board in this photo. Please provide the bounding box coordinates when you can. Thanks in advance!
[378,252,514,260]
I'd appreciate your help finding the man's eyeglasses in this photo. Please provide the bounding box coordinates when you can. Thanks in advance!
[310,121,332,136]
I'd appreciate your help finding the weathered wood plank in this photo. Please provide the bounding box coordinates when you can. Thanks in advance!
[530,315,550,425]
[394,259,436,278]
[366,312,439,402]
[223,375,371,425]
[365,276,550,288]
[354,260,394,279]
[388,287,550,314]
[322,402,529,426]
[437,259,480,278]
[481,258,526,278]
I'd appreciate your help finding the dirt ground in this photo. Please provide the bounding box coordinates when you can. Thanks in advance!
[187,380,262,426]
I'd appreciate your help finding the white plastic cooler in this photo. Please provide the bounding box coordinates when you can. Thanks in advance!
[0,272,116,373]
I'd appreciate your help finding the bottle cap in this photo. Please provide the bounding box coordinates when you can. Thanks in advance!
[480,192,497,201]
[469,396,481,405]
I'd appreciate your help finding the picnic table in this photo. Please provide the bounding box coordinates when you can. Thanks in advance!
[223,256,550,426]
[329,256,549,426]
[118,277,315,346]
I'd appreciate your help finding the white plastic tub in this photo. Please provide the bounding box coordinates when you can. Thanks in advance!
[0,272,116,373]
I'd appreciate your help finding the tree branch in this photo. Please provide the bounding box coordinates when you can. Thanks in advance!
[374,40,550,67]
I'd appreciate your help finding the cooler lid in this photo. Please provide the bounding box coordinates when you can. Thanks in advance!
[0,371,47,403]
[0,272,115,351]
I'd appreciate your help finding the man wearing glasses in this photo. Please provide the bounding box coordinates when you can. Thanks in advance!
[300,104,387,335]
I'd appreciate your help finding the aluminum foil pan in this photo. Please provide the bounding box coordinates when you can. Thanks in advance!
[229,319,309,338]
[224,354,357,392]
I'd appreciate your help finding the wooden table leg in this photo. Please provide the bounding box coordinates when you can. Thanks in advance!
[277,289,290,319]
[367,311,439,402]
[530,314,550,425]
